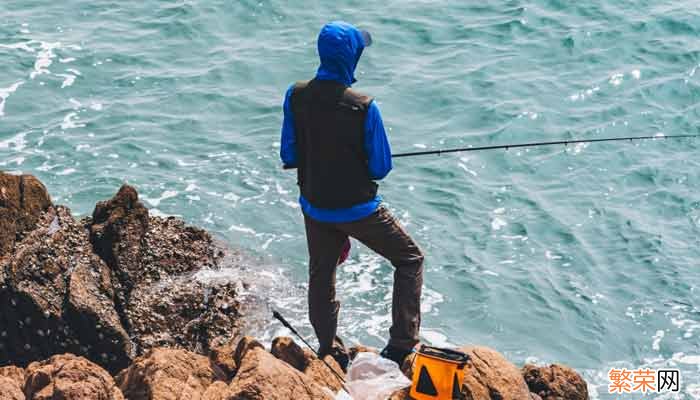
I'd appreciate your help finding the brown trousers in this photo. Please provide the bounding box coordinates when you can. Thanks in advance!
[304,206,424,353]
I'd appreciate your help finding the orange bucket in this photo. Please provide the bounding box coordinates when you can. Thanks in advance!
[410,345,469,400]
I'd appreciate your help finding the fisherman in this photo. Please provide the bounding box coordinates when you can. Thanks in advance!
[280,21,424,370]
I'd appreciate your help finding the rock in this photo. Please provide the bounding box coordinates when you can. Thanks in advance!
[88,185,221,294]
[522,364,589,400]
[349,345,378,361]
[1,178,241,373]
[0,366,25,383]
[209,341,238,380]
[271,336,313,371]
[126,276,240,355]
[0,377,25,400]
[303,355,345,393]
[0,173,52,257]
[458,346,531,400]
[87,185,239,356]
[88,184,149,291]
[0,206,130,373]
[0,366,25,400]
[116,348,226,400]
[64,250,133,373]
[530,393,543,400]
[227,346,333,400]
[202,381,230,400]
[387,387,410,400]
[23,353,124,400]
[232,336,265,365]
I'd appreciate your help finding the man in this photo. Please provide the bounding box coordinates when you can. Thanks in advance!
[280,21,424,369]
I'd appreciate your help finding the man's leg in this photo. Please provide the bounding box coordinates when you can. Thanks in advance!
[303,215,348,355]
[339,206,424,351]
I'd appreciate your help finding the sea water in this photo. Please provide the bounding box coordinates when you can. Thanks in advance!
[1,1,699,398]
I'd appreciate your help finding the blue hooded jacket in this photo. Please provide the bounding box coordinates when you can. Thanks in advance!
[280,21,392,223]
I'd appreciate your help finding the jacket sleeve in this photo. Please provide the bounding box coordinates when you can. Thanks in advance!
[280,84,298,168]
[364,101,393,180]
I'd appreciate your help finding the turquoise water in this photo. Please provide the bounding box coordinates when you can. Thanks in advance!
[2,1,700,397]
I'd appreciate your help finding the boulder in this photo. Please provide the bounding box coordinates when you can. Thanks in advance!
[0,173,52,257]
[227,345,333,400]
[116,348,226,400]
[87,185,239,356]
[88,185,221,294]
[0,366,25,400]
[0,206,131,373]
[271,336,313,371]
[270,336,344,393]
[0,179,241,373]
[88,184,149,291]
[23,353,124,400]
[458,346,531,400]
[522,364,589,400]
[232,336,265,365]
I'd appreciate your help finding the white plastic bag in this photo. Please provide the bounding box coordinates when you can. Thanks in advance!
[336,352,411,400]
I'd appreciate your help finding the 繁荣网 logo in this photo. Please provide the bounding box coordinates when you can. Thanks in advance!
[608,368,680,394]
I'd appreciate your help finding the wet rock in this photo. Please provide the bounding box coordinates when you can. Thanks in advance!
[116,348,226,400]
[271,336,313,371]
[87,185,239,356]
[227,345,333,400]
[0,366,25,400]
[0,172,52,257]
[522,364,589,400]
[126,276,240,355]
[1,178,241,373]
[88,185,221,294]
[88,184,149,291]
[458,346,531,400]
[65,251,133,373]
[24,353,124,400]
[0,206,130,373]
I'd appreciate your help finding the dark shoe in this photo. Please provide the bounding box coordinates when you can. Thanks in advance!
[380,344,413,366]
[319,336,350,372]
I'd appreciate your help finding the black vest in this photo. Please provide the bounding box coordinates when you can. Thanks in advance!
[291,79,378,209]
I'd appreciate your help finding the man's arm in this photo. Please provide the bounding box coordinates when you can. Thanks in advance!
[280,85,298,168]
[364,101,392,180]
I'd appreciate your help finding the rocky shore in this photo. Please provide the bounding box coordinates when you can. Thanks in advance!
[0,172,590,399]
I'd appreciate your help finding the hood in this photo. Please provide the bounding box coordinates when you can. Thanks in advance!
[315,21,369,86]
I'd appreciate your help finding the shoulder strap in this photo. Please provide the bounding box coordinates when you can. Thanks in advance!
[291,80,310,96]
[339,88,374,112]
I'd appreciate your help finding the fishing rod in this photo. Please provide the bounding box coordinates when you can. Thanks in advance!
[281,134,698,169]
[391,134,700,158]
[272,310,350,392]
